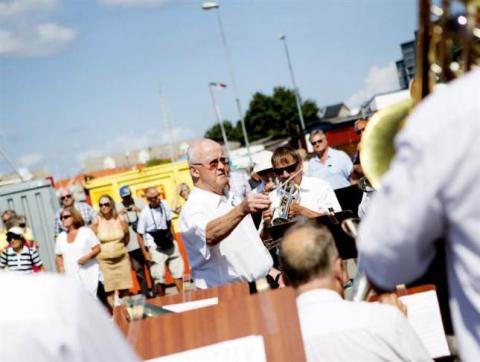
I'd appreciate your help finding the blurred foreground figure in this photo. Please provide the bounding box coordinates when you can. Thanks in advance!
[0,273,139,362]
[280,220,430,361]
[358,69,480,361]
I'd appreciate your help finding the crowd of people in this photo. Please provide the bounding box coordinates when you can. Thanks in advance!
[3,70,480,362]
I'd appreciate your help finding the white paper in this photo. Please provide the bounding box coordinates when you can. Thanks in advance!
[162,297,218,313]
[399,290,450,358]
[145,335,267,362]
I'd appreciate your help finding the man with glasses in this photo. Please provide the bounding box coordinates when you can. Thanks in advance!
[307,130,353,190]
[137,187,184,296]
[54,188,96,238]
[263,146,341,225]
[179,139,273,289]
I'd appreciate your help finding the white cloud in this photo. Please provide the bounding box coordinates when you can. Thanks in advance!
[98,0,173,7]
[0,22,77,57]
[347,62,399,108]
[19,152,44,167]
[0,0,57,18]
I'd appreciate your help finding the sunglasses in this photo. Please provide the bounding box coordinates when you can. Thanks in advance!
[193,157,229,170]
[6,233,22,242]
[61,214,72,220]
[19,223,26,228]
[274,162,298,176]
[147,195,160,201]
[311,139,325,146]
[60,194,72,201]
[355,128,365,136]
[99,202,111,208]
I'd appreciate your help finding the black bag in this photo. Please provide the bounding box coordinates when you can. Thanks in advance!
[148,228,174,251]
[148,204,174,251]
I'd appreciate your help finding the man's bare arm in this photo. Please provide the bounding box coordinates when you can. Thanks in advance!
[206,193,270,246]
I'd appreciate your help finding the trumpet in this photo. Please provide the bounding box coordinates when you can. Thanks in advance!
[270,169,302,226]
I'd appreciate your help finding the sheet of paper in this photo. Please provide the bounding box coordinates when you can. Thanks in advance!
[145,335,267,362]
[399,290,450,358]
[162,297,218,313]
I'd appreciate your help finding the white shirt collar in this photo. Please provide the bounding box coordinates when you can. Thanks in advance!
[297,288,343,308]
[191,186,231,208]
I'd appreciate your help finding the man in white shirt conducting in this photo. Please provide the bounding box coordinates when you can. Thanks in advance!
[263,146,341,226]
[179,139,273,289]
[280,219,431,362]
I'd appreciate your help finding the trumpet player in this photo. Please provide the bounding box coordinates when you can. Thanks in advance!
[263,146,341,225]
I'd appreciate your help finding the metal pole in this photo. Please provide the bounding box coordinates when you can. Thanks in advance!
[213,9,253,165]
[280,34,306,132]
[159,87,176,163]
[208,85,232,158]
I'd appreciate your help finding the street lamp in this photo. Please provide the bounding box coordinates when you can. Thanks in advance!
[208,82,232,158]
[202,1,253,165]
[279,34,306,132]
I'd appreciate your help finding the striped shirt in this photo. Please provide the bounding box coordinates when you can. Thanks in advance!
[0,246,43,273]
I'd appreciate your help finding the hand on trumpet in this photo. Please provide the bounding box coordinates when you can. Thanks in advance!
[262,207,273,225]
[241,192,271,215]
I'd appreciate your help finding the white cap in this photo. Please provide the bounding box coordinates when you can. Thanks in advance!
[253,150,273,174]
[7,226,25,239]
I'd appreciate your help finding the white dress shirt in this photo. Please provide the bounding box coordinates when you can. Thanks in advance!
[178,187,273,289]
[269,175,342,215]
[0,273,139,362]
[357,69,480,361]
[137,200,172,249]
[297,289,431,362]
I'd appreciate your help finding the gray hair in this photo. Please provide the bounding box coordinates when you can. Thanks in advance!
[280,219,339,288]
[309,129,326,144]
[187,139,222,165]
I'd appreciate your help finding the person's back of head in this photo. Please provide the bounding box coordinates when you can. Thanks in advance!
[280,219,346,295]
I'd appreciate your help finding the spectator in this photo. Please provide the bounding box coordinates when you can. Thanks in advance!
[116,185,151,297]
[307,130,353,189]
[137,187,184,296]
[55,208,101,297]
[54,187,96,238]
[11,214,36,247]
[279,219,431,361]
[171,182,191,215]
[0,227,44,273]
[0,209,16,251]
[91,195,132,309]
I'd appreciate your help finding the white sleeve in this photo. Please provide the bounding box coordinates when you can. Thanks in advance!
[342,151,354,177]
[179,207,211,261]
[163,201,173,222]
[136,210,147,235]
[55,234,64,255]
[83,227,100,249]
[319,182,342,212]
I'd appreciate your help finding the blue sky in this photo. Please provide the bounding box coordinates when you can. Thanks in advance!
[0,0,417,178]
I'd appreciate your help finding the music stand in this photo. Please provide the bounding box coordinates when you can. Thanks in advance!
[266,211,357,259]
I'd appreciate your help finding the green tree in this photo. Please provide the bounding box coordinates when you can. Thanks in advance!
[203,86,320,144]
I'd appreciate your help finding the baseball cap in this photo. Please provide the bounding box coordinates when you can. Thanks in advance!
[119,185,132,198]
[6,227,25,241]
[253,150,274,174]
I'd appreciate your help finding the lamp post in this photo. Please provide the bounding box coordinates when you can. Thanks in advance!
[208,82,231,158]
[279,34,306,132]
[202,1,252,165]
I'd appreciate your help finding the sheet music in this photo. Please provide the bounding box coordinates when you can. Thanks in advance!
[145,335,267,362]
[399,290,450,358]
[162,297,218,313]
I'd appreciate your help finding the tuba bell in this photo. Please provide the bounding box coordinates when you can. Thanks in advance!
[360,0,480,189]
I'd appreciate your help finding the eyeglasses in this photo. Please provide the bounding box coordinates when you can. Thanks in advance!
[147,195,160,201]
[60,194,72,201]
[274,162,298,176]
[355,128,365,136]
[193,157,229,170]
[99,203,111,208]
[311,139,325,146]
[61,214,72,220]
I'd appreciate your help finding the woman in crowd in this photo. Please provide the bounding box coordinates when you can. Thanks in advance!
[55,208,101,297]
[92,194,132,309]
[0,227,44,273]
[171,182,191,215]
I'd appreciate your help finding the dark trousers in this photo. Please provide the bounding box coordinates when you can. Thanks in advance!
[129,248,150,296]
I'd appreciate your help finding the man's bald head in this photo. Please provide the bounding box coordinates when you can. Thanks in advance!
[187,139,222,165]
[280,219,339,288]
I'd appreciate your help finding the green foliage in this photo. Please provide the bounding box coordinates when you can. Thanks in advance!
[145,158,171,167]
[203,86,319,145]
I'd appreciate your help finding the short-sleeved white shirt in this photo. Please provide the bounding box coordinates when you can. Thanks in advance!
[136,201,172,249]
[178,187,273,289]
[55,227,100,296]
[269,175,342,215]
